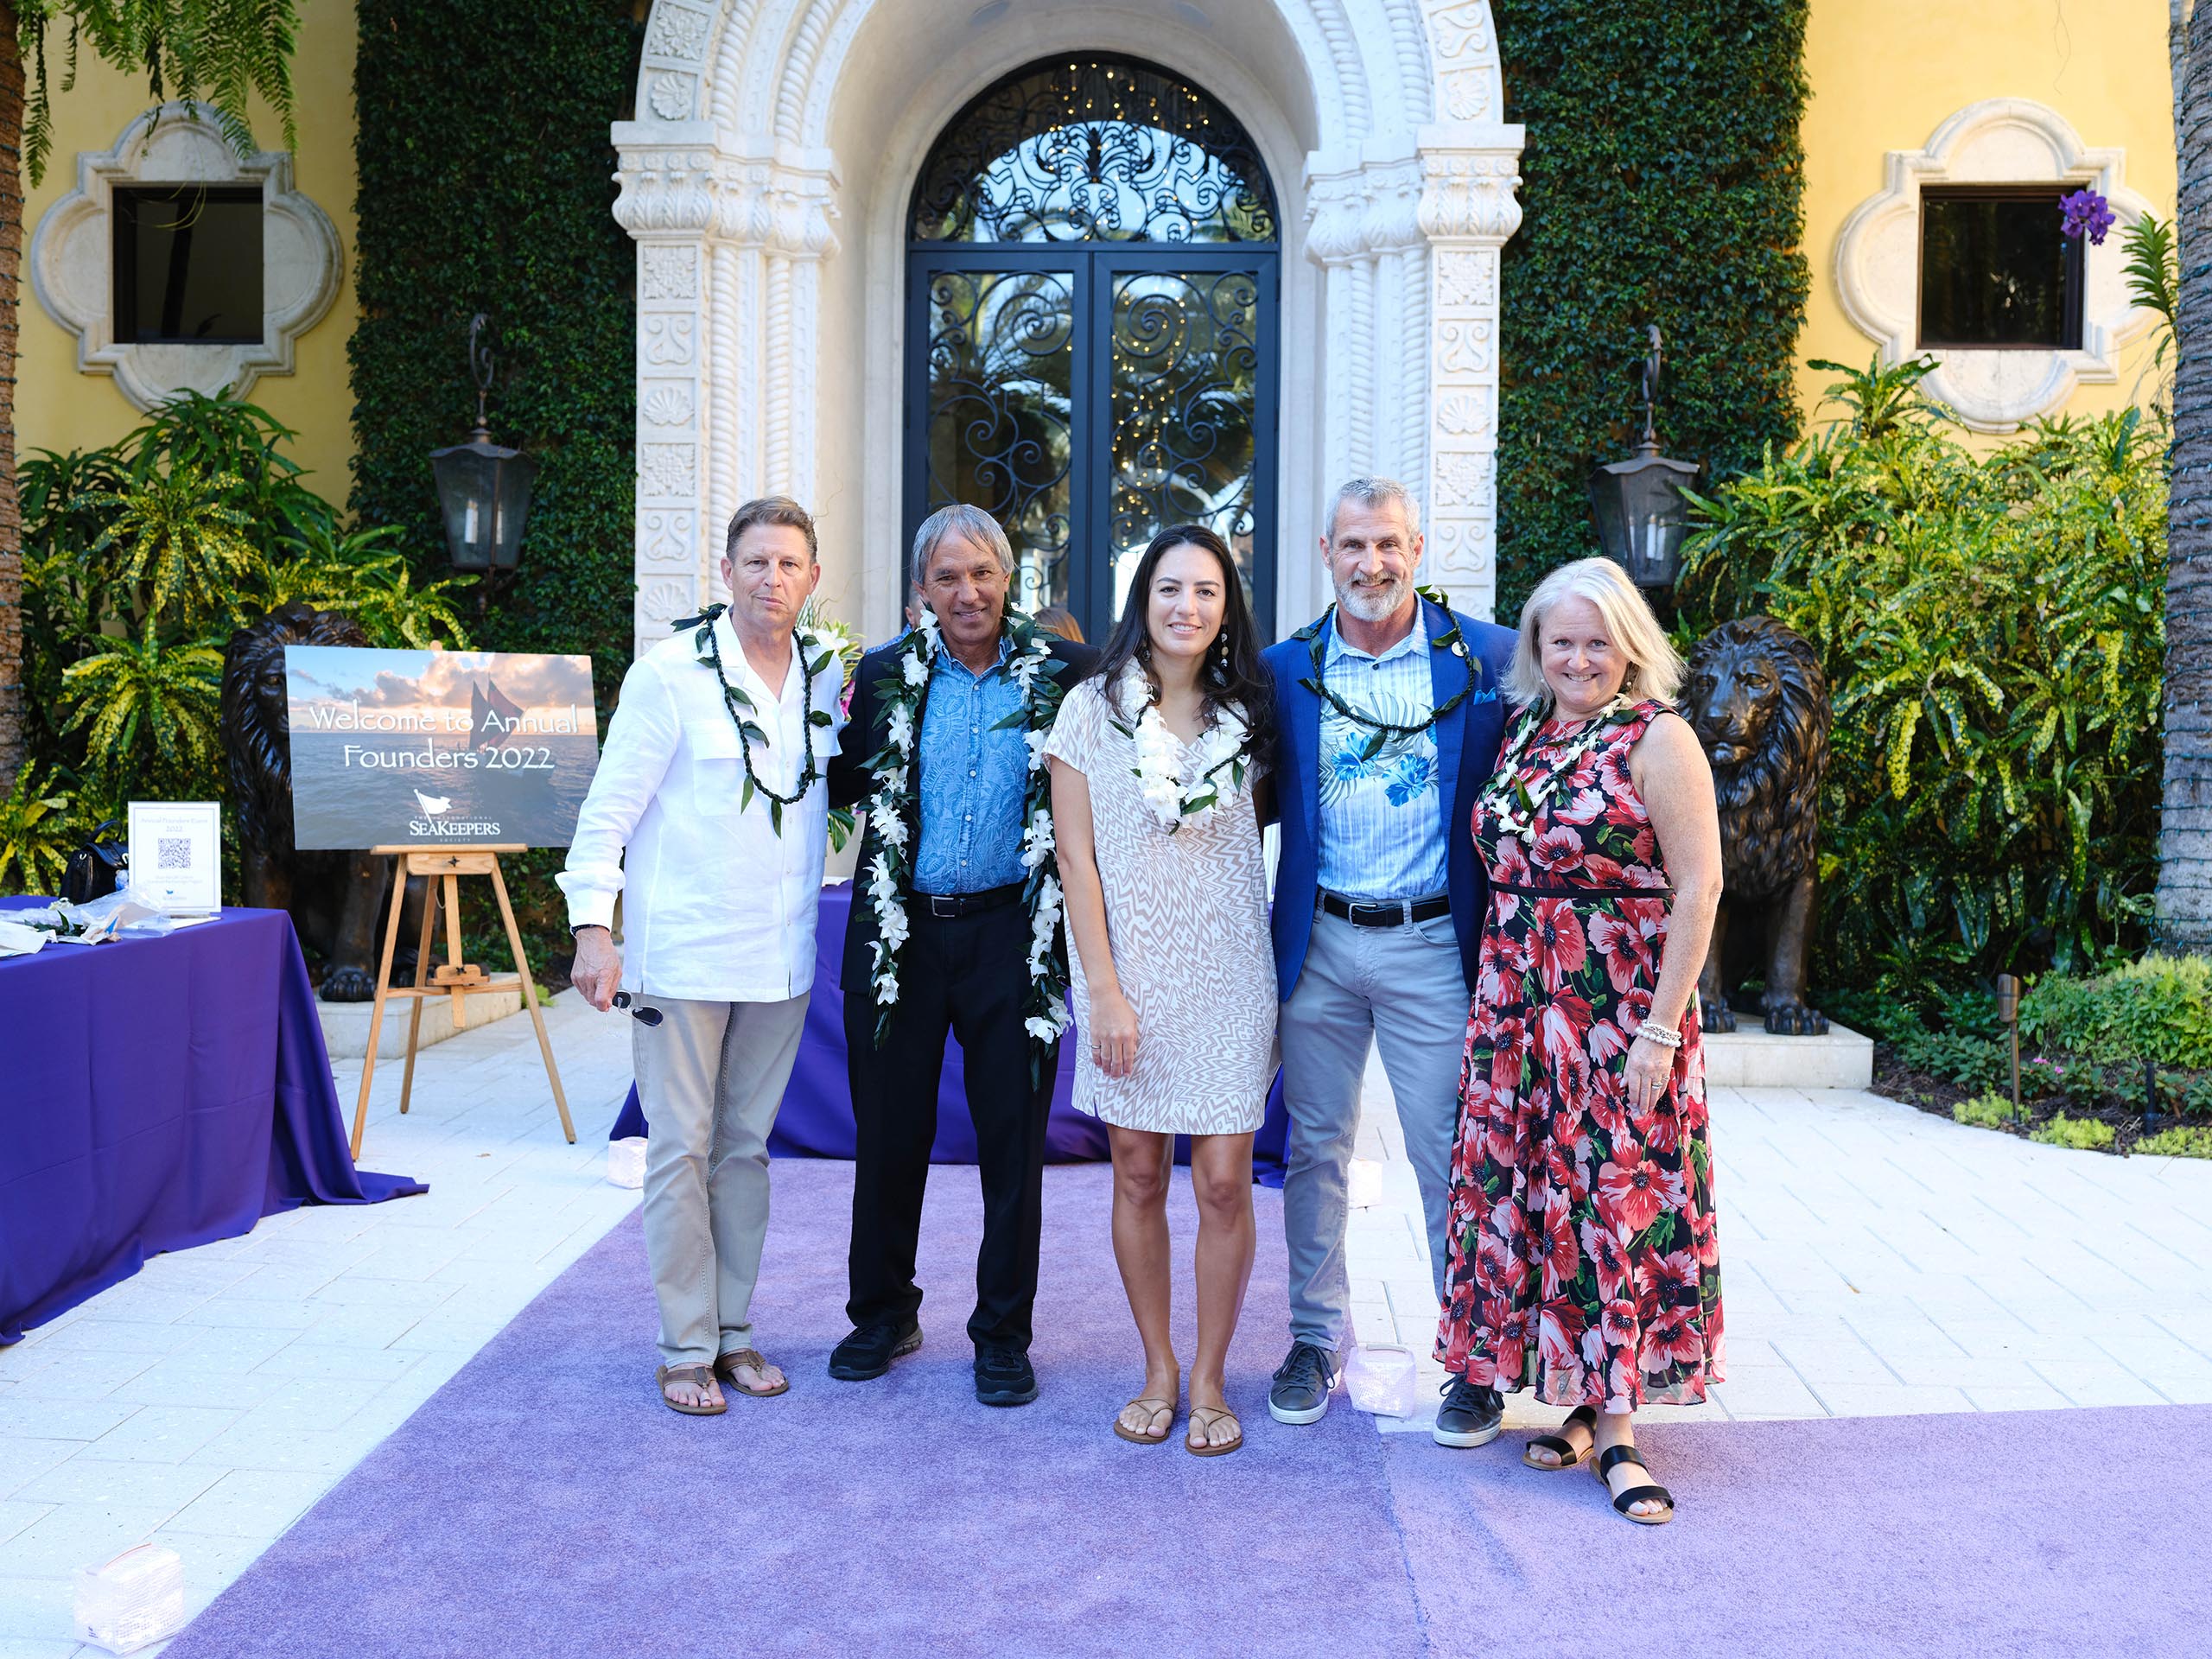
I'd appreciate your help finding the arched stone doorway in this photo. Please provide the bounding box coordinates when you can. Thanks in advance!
[614,0,1522,659]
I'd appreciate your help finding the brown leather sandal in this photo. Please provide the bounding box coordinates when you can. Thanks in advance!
[714,1348,791,1398]
[1112,1396,1177,1445]
[1185,1405,1243,1457]
[655,1362,727,1415]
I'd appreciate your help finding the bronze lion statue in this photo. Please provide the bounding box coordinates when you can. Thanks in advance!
[1680,616,1830,1035]
[221,602,418,1001]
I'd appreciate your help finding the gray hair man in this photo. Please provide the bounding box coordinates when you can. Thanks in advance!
[1256,477,1520,1445]
[562,495,841,1414]
[823,504,1098,1408]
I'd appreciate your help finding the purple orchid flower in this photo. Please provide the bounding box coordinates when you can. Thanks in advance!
[2058,188,2116,246]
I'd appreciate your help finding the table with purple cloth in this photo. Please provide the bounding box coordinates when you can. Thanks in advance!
[0,898,424,1344]
[608,885,1290,1184]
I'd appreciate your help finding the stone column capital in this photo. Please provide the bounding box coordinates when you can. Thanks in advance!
[1414,127,1526,247]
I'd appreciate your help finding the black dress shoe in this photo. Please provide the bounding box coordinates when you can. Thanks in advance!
[1432,1373,1503,1447]
[827,1319,921,1381]
[974,1345,1039,1407]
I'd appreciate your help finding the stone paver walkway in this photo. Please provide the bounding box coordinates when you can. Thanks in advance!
[3,995,2209,1656]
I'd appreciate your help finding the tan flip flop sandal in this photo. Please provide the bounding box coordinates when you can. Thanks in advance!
[715,1347,791,1398]
[1112,1396,1177,1445]
[1185,1405,1243,1457]
[655,1362,727,1415]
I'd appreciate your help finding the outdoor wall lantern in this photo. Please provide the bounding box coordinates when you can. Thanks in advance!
[430,314,536,594]
[1588,325,1700,592]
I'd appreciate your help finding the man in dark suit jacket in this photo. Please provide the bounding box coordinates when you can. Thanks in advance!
[826,504,1096,1409]
[1259,477,1518,1450]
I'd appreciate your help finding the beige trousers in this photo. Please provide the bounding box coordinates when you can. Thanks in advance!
[632,993,807,1367]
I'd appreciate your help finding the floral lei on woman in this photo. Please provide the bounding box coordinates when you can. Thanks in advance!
[1477,694,1637,842]
[1103,661,1251,834]
[860,605,1072,1080]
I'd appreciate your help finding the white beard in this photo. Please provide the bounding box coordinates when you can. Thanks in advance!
[1334,573,1409,622]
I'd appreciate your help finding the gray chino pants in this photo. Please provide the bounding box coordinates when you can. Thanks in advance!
[633,993,808,1367]
[1279,907,1470,1356]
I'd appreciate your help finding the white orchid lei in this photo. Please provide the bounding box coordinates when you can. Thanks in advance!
[1106,662,1251,833]
[1477,694,1637,842]
[860,605,1074,1081]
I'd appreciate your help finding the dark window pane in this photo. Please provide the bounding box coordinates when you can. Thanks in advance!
[112,186,264,345]
[1918,189,2079,350]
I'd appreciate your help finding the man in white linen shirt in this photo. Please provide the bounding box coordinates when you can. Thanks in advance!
[560,495,845,1415]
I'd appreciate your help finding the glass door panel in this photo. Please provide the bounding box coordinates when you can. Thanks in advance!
[1104,265,1264,620]
[916,266,1077,614]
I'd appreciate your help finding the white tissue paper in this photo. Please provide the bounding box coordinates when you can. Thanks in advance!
[73,1543,185,1655]
[1344,1344,1421,1418]
[607,1135,648,1189]
[0,918,48,957]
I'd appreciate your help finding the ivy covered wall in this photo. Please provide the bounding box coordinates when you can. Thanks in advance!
[350,0,642,708]
[350,0,643,969]
[1491,0,1812,617]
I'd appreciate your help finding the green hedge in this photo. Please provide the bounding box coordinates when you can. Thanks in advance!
[2021,956,2212,1071]
[350,0,641,710]
[352,1,642,976]
[1492,0,1810,617]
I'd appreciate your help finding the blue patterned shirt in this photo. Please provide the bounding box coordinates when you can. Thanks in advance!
[913,637,1030,894]
[1314,611,1447,902]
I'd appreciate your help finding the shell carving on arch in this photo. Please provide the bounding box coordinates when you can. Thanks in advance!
[1422,0,1503,125]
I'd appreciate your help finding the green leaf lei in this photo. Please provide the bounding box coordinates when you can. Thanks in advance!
[858,606,1074,1085]
[689,604,840,840]
[1294,584,1479,763]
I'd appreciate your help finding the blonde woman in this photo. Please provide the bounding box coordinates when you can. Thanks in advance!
[1433,556,1726,1525]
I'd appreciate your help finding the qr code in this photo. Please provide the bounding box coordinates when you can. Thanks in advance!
[157,836,194,871]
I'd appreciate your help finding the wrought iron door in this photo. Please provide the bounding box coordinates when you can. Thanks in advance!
[906,57,1281,640]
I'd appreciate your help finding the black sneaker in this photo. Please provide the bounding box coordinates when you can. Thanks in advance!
[826,1319,922,1381]
[973,1345,1039,1407]
[1431,1373,1503,1447]
[1268,1341,1338,1425]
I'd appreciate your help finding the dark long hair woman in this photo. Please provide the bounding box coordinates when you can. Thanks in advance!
[1092,524,1276,773]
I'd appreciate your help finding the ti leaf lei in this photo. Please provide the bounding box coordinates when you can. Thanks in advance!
[859,606,1073,1084]
[1294,584,1478,763]
[1477,695,1637,842]
[688,604,853,847]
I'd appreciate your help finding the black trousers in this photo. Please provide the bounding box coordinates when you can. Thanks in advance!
[843,901,1057,1351]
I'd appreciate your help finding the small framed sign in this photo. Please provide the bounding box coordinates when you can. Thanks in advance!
[126,801,222,914]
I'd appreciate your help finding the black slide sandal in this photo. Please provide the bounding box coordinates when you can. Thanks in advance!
[1522,1405,1598,1470]
[1592,1443,1674,1525]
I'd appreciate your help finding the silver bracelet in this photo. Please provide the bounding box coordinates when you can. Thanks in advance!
[1635,1020,1682,1050]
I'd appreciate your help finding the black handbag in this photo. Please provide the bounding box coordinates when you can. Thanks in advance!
[61,819,127,905]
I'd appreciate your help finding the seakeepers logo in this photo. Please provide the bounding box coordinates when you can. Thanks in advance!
[409,789,501,838]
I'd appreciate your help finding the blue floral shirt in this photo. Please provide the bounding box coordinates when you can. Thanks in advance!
[913,637,1030,894]
[1314,611,1446,902]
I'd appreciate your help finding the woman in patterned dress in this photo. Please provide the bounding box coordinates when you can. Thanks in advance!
[1434,557,1725,1525]
[1047,526,1277,1458]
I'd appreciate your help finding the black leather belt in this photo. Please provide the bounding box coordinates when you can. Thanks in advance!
[1318,891,1451,928]
[912,882,1025,919]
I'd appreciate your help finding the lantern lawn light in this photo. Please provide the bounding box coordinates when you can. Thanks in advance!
[1589,324,1700,593]
[431,314,537,604]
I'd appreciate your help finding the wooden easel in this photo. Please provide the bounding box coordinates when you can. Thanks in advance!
[349,843,575,1159]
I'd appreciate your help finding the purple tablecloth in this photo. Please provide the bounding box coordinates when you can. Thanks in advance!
[0,899,424,1343]
[608,885,1289,1183]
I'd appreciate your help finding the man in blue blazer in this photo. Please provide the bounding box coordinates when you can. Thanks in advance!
[1261,477,1518,1450]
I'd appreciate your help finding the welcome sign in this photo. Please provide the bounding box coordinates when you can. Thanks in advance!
[284,646,601,849]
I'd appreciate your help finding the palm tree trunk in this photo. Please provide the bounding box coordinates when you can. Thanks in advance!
[2160,0,2212,950]
[0,3,22,788]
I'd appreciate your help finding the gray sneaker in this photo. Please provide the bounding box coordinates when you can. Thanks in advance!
[1268,1340,1338,1425]
[1431,1373,1503,1447]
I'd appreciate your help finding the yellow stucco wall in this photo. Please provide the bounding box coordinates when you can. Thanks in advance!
[1799,0,2177,432]
[16,0,358,501]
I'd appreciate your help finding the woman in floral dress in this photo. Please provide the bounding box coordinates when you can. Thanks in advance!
[1434,557,1725,1525]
